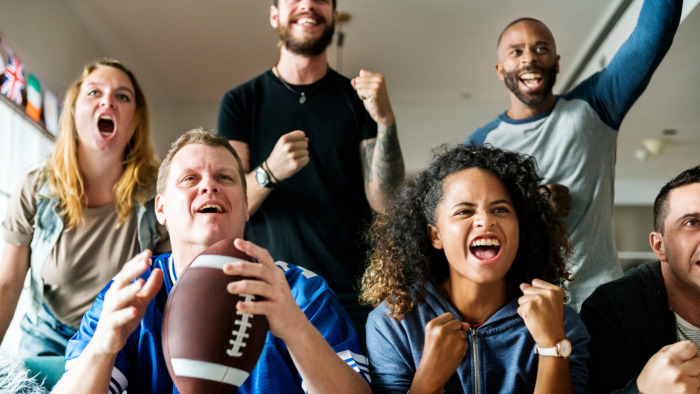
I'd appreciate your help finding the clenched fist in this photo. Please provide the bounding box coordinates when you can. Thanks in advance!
[352,70,395,127]
[637,341,700,394]
[518,279,567,349]
[266,130,310,182]
[411,312,470,393]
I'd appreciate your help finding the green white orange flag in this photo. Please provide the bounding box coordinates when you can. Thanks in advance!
[26,74,41,121]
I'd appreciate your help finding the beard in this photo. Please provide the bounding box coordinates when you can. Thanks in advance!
[503,63,557,107]
[278,12,335,57]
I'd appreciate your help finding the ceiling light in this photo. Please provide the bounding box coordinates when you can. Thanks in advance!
[635,149,648,162]
[642,138,670,156]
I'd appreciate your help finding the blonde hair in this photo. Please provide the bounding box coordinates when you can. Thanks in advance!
[157,128,246,196]
[43,59,159,230]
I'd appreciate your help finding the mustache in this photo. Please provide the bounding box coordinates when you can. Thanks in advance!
[290,10,326,25]
[516,65,547,76]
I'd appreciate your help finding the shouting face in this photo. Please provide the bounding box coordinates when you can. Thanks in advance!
[156,144,249,255]
[497,20,560,108]
[73,66,136,155]
[271,0,336,57]
[428,168,520,286]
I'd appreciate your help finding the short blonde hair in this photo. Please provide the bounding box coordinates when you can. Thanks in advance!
[157,128,247,195]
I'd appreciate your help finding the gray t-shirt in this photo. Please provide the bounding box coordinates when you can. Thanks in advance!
[675,312,700,351]
[2,169,169,327]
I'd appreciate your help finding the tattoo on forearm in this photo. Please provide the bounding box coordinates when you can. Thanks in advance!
[374,125,404,193]
[363,140,376,188]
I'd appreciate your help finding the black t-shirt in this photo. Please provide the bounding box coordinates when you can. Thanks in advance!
[217,68,377,296]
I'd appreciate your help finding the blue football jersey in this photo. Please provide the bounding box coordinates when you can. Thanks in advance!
[65,254,370,393]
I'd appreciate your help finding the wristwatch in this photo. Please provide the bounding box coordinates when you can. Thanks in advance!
[534,339,571,358]
[254,165,275,189]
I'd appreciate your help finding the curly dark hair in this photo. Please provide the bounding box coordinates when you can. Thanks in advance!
[359,143,573,321]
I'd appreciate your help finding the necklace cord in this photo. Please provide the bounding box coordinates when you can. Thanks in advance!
[273,66,328,100]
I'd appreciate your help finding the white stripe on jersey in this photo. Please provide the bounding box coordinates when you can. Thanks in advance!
[109,367,128,394]
[64,358,77,370]
[299,350,371,393]
[65,359,129,393]
[337,350,372,383]
[168,255,177,283]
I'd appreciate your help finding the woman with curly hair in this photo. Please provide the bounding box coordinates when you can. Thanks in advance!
[360,144,590,393]
[0,59,169,357]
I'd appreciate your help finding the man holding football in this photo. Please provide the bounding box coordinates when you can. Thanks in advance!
[53,129,372,394]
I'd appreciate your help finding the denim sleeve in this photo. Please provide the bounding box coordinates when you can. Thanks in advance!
[564,0,682,130]
[366,310,416,394]
[563,306,591,394]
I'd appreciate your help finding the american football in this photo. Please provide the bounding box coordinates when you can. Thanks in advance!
[162,238,269,393]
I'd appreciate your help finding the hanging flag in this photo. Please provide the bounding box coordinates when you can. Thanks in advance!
[44,89,59,136]
[26,74,42,121]
[1,54,24,105]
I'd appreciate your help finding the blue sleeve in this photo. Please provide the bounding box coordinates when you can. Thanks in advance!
[365,307,415,394]
[564,0,682,130]
[563,306,591,394]
[465,116,502,146]
[64,266,156,394]
[279,262,371,389]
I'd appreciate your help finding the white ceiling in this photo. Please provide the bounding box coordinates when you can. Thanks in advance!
[59,0,614,104]
[1,0,698,201]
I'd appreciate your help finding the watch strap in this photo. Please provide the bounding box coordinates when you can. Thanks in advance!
[534,345,559,356]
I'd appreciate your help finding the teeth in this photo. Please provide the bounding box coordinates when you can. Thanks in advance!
[297,18,317,25]
[520,73,542,80]
[199,204,223,213]
[100,115,113,120]
[470,238,500,247]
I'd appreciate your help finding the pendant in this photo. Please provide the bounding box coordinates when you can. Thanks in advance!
[299,93,307,104]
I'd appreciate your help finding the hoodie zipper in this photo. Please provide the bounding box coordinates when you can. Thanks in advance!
[471,328,480,394]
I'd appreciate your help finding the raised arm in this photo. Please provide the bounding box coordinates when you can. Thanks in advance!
[353,70,405,214]
[567,0,683,130]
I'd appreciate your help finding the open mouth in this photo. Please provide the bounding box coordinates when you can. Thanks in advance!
[469,237,502,261]
[519,72,544,90]
[197,203,224,214]
[97,115,115,137]
[295,17,318,26]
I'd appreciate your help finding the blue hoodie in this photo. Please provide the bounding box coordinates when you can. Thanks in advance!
[366,281,590,393]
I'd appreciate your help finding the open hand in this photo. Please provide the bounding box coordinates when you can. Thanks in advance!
[352,70,395,127]
[92,250,163,356]
[223,239,310,342]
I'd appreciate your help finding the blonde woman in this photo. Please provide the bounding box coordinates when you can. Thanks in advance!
[0,59,169,357]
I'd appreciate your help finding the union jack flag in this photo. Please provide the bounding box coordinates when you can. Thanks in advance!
[1,54,24,105]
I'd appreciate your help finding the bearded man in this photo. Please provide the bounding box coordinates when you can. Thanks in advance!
[465,0,682,310]
[217,0,404,338]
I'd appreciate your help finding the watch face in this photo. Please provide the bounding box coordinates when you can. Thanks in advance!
[255,167,269,186]
[558,339,572,358]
